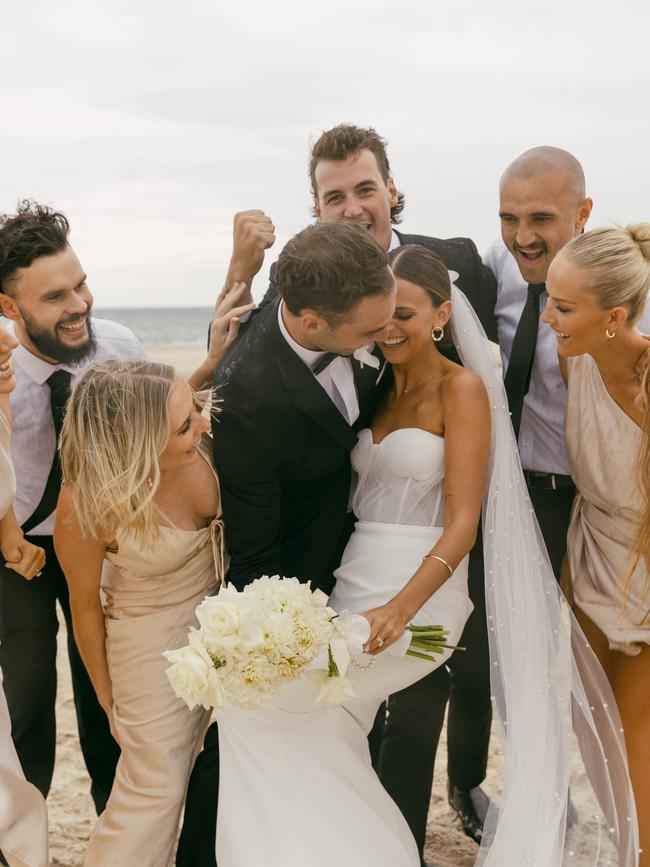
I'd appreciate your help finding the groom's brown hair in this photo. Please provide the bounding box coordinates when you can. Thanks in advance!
[276,221,393,326]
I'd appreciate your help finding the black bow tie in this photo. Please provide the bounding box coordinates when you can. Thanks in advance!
[312,352,338,375]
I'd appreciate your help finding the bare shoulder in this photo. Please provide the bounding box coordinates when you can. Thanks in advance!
[440,363,488,407]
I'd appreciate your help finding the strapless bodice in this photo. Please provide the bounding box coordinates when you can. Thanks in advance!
[351,428,446,527]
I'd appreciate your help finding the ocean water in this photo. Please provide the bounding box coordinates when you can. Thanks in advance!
[94,307,212,346]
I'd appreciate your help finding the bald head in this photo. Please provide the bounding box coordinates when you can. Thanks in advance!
[498,146,592,283]
[501,146,586,203]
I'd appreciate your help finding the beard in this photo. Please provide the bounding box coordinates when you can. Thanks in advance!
[20,308,97,366]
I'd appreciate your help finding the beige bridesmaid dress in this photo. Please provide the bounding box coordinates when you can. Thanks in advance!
[0,408,49,867]
[84,439,225,867]
[565,353,650,655]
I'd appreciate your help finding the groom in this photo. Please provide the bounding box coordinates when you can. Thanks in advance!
[176,220,395,866]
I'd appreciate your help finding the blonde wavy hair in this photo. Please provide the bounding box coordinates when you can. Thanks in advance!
[631,368,650,620]
[59,359,178,547]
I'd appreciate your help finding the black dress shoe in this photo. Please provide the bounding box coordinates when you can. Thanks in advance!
[447,782,490,844]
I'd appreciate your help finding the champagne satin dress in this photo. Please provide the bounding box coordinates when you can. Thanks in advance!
[565,354,650,654]
[84,440,225,867]
[0,408,49,867]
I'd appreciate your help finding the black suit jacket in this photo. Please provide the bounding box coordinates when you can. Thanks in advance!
[259,229,498,343]
[212,297,385,594]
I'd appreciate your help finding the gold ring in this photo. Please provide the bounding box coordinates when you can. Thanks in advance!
[375,636,384,647]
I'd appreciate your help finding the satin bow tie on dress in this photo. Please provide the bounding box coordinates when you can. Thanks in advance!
[312,345,380,375]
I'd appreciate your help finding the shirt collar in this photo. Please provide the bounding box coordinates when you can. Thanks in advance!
[277,302,328,371]
[388,230,401,252]
[6,323,78,385]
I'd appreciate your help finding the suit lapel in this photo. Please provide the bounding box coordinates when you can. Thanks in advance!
[268,301,358,451]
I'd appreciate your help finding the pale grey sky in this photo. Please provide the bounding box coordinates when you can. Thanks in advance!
[1,0,649,307]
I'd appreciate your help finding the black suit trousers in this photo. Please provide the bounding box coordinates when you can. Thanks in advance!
[0,535,119,813]
[369,531,491,857]
[527,483,576,581]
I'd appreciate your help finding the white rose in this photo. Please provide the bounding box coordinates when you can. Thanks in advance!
[164,631,225,710]
[196,597,241,647]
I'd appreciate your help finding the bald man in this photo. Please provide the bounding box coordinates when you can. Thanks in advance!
[485,148,592,577]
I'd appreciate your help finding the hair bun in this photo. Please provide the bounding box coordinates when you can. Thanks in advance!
[626,222,650,264]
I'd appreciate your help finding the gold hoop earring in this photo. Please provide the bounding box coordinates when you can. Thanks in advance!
[605,329,616,339]
[432,326,444,343]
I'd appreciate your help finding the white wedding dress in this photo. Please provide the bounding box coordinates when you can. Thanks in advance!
[215,427,474,867]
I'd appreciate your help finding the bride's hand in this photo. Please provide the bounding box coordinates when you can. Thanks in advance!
[361,601,410,655]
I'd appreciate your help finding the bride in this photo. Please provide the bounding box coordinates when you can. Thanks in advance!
[215,246,639,867]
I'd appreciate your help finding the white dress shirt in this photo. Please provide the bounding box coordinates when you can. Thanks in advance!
[484,238,650,475]
[7,317,146,535]
[277,302,360,425]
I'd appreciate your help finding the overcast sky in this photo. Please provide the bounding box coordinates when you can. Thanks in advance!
[2,0,649,308]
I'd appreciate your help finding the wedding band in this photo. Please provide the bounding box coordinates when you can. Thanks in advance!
[375,636,384,647]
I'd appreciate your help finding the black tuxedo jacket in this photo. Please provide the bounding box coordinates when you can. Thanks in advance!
[212,297,385,594]
[260,229,498,343]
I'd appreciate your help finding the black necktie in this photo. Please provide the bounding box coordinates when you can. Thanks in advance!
[504,283,545,438]
[21,370,73,534]
[312,352,338,375]
[48,369,73,440]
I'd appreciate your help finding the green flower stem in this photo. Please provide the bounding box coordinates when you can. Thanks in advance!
[406,649,443,661]
[410,639,466,653]
[327,645,340,678]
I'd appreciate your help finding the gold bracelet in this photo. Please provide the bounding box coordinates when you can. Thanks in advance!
[422,553,453,576]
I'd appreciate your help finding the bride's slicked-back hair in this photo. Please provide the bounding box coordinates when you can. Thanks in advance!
[59,359,175,547]
[388,245,453,349]
[387,244,452,306]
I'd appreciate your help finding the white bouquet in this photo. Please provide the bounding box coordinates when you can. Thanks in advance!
[163,575,368,709]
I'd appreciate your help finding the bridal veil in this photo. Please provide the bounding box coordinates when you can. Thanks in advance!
[449,282,639,867]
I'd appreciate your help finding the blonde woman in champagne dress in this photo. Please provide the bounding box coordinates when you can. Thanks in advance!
[53,291,250,867]
[0,324,48,867]
[543,222,650,865]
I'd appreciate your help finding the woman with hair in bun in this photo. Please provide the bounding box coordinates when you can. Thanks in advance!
[543,222,650,863]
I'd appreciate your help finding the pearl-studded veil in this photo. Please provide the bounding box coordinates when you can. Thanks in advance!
[448,281,639,867]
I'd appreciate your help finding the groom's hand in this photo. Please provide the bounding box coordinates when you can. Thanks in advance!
[362,601,410,655]
[226,210,276,292]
